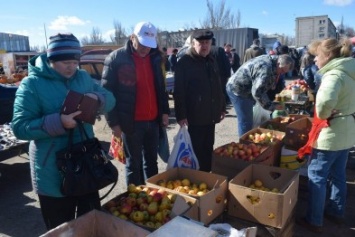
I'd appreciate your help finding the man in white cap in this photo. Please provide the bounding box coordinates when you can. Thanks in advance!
[102,21,170,186]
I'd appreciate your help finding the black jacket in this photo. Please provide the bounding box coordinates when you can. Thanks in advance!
[101,40,170,135]
[174,47,225,126]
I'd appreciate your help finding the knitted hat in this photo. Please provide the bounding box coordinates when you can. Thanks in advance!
[47,33,81,61]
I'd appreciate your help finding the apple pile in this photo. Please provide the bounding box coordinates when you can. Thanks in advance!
[247,132,283,144]
[248,179,279,193]
[213,142,263,161]
[279,116,297,124]
[156,178,210,197]
[284,79,309,93]
[103,184,176,229]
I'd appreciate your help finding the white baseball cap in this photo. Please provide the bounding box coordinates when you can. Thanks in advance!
[133,21,157,48]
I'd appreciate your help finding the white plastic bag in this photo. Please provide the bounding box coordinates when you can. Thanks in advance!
[167,125,200,170]
[252,103,271,128]
[209,223,257,237]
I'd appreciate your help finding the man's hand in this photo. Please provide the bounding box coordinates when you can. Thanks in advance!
[111,125,123,138]
[220,112,226,121]
[178,119,188,127]
[61,111,82,129]
[162,114,169,127]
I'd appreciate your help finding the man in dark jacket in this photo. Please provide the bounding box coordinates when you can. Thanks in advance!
[174,30,226,172]
[211,38,231,105]
[101,21,170,186]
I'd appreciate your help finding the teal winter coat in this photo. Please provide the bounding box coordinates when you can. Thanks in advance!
[314,57,355,150]
[11,54,116,197]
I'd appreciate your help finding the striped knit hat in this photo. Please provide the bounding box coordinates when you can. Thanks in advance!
[47,33,81,61]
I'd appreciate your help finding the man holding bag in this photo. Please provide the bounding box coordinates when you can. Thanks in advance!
[173,30,226,172]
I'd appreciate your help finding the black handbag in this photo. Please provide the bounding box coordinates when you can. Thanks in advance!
[56,123,118,199]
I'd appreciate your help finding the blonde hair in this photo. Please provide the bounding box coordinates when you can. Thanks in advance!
[309,37,352,60]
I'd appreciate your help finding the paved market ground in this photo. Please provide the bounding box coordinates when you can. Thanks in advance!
[1,95,355,237]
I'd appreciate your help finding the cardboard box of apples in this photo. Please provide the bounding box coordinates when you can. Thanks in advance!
[240,127,286,166]
[146,167,228,225]
[228,164,299,229]
[259,114,309,132]
[284,117,313,150]
[211,141,274,180]
[102,184,195,231]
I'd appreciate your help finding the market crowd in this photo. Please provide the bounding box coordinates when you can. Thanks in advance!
[10,20,355,234]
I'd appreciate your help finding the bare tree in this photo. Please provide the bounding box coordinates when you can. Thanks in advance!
[110,20,127,45]
[81,36,90,45]
[200,0,241,30]
[90,27,105,45]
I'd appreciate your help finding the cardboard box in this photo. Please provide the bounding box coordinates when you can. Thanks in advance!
[211,143,274,181]
[259,114,309,132]
[228,164,299,228]
[147,216,217,237]
[146,168,228,225]
[284,117,313,150]
[239,128,285,167]
[102,185,194,231]
[41,209,150,237]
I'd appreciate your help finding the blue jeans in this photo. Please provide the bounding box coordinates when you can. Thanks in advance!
[306,148,349,226]
[226,85,254,137]
[122,121,159,186]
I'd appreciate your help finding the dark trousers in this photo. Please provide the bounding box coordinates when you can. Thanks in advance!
[188,124,215,172]
[123,120,159,186]
[38,191,100,230]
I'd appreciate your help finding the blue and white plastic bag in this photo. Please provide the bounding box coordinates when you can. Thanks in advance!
[167,125,200,170]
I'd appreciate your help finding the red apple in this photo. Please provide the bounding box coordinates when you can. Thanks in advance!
[120,203,132,215]
[125,196,137,207]
[139,202,148,211]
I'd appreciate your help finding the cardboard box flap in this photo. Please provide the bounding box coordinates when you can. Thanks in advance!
[41,210,150,237]
[147,216,218,237]
[171,194,192,217]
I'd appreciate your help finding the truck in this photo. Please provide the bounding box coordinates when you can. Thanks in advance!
[0,52,37,77]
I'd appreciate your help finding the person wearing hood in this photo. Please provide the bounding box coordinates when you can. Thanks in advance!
[297,37,355,233]
[101,21,170,186]
[174,29,226,172]
[11,33,116,230]
[269,40,282,55]
[243,39,264,63]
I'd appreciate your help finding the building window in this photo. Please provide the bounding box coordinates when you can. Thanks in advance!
[319,33,325,38]
[319,26,325,32]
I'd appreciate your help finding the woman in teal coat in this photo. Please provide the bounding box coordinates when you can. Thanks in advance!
[11,33,115,230]
[297,37,355,233]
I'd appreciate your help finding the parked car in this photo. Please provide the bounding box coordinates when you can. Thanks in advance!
[79,49,113,83]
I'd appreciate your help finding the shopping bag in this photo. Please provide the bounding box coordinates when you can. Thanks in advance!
[167,125,200,170]
[108,135,126,164]
[253,103,271,128]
